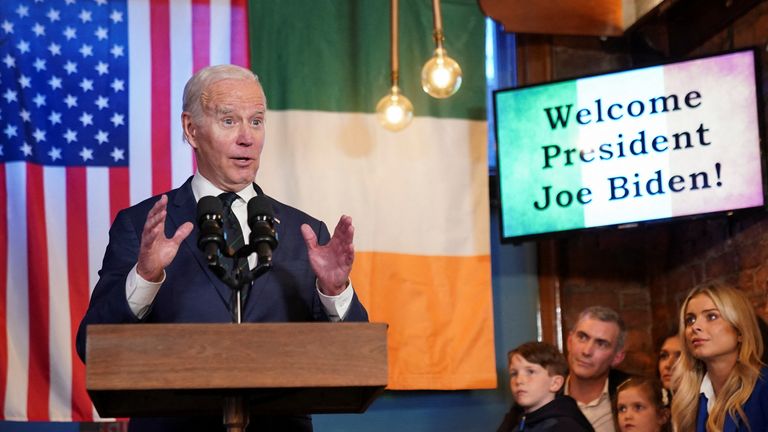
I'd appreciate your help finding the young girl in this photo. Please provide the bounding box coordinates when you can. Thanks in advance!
[615,377,671,432]
[671,285,768,431]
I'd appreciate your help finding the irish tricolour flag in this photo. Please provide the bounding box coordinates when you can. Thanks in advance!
[249,1,495,389]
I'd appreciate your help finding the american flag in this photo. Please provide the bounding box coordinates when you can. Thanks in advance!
[0,0,249,422]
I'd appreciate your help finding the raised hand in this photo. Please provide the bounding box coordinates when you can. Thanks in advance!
[300,215,354,296]
[136,195,194,282]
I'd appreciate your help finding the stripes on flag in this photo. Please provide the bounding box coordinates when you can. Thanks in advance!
[0,0,249,421]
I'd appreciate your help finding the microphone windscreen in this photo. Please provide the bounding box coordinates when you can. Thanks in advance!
[197,195,224,223]
[247,196,274,225]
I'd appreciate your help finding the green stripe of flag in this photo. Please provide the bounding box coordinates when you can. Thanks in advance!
[248,0,486,120]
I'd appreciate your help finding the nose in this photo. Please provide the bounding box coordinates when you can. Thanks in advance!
[691,320,703,333]
[236,123,256,146]
[582,341,595,357]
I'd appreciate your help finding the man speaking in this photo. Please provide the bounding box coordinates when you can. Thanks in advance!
[76,64,368,432]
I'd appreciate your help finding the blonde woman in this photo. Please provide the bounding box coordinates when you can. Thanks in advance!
[671,285,768,431]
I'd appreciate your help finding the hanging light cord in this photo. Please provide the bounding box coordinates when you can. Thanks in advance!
[431,0,444,49]
[391,0,399,87]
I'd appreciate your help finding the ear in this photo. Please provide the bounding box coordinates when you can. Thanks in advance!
[181,112,198,149]
[610,349,626,367]
[549,375,565,393]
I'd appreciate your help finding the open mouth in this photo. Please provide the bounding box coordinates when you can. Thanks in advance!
[231,157,253,166]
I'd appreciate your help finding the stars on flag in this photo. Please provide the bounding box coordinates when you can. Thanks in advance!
[0,0,129,166]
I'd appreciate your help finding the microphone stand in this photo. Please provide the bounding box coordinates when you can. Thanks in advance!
[228,252,272,324]
[207,247,272,432]
[205,248,272,323]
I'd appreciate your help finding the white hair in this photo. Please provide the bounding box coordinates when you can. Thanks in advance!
[182,64,260,121]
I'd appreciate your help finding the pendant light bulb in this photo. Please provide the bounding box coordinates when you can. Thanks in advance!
[421,47,462,99]
[376,85,414,132]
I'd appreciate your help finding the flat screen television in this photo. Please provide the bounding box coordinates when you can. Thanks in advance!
[494,49,765,242]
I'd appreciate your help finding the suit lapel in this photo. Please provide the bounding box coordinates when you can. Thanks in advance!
[167,178,233,310]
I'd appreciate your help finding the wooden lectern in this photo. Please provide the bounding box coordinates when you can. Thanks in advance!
[86,323,387,431]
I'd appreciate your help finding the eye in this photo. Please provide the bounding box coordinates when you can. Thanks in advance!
[509,370,517,378]
[597,340,609,349]
[706,312,719,321]
[577,333,588,341]
[684,314,696,326]
[222,117,235,126]
[659,351,669,360]
[251,118,263,127]
[617,405,627,413]
[633,403,646,412]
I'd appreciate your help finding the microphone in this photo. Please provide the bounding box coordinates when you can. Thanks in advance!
[196,195,226,264]
[247,196,278,264]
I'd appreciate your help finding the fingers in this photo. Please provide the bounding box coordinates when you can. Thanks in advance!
[147,194,168,221]
[301,223,318,249]
[172,222,194,245]
[137,195,182,282]
[333,214,353,235]
[332,215,354,246]
[142,195,169,241]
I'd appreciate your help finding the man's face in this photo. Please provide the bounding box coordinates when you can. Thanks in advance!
[183,78,266,192]
[566,317,624,380]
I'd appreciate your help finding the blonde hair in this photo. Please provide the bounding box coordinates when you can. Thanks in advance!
[671,285,763,432]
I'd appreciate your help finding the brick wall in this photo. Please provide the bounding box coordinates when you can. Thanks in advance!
[535,1,768,375]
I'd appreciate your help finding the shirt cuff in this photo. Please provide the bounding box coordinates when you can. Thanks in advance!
[316,280,354,322]
[126,264,165,319]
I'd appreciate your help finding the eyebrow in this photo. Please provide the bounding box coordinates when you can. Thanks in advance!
[577,330,612,346]
[687,308,719,314]
[215,106,265,116]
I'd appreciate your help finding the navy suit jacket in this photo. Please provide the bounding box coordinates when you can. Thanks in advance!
[77,177,368,358]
